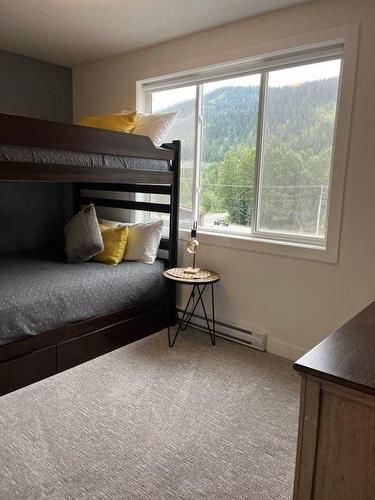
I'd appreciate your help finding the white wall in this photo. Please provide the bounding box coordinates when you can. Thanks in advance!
[73,0,375,359]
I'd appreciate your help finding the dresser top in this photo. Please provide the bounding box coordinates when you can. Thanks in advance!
[294,301,375,395]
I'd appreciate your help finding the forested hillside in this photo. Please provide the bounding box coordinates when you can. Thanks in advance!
[162,78,339,236]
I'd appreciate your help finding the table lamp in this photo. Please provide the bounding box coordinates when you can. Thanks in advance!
[185,221,200,274]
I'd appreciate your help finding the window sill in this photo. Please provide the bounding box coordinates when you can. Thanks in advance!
[178,228,338,263]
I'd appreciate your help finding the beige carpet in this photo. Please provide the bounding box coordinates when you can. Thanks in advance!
[0,329,300,499]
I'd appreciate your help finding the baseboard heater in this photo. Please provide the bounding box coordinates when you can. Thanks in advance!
[176,309,267,351]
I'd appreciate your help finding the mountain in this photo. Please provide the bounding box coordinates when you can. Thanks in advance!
[161,78,339,164]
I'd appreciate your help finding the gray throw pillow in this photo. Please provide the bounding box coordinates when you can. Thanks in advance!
[64,204,104,263]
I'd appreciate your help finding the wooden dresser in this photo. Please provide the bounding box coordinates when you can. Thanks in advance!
[293,301,375,500]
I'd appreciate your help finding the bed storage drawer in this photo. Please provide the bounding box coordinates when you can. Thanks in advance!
[118,307,166,346]
[0,346,56,396]
[0,303,168,396]
[57,325,119,372]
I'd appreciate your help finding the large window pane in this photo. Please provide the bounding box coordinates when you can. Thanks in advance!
[151,86,196,227]
[200,74,261,233]
[258,59,341,238]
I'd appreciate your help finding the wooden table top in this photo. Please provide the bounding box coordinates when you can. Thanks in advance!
[294,300,375,396]
[163,269,220,284]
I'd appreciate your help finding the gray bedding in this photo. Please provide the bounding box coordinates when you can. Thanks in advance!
[0,144,169,171]
[0,253,166,345]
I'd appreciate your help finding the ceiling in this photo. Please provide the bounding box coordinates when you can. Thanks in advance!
[0,0,312,67]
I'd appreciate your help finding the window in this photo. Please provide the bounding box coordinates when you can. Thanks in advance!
[200,75,260,234]
[140,44,345,252]
[257,60,341,242]
[152,85,196,227]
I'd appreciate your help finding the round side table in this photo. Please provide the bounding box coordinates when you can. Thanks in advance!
[163,269,220,347]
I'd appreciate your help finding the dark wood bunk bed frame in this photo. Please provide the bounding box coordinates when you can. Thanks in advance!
[0,113,180,396]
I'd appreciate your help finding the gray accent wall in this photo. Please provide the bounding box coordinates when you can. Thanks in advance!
[0,50,72,251]
[0,49,72,123]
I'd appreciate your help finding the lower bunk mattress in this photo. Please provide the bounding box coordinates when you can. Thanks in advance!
[0,253,166,345]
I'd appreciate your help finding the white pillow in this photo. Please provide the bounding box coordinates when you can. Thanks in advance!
[98,218,163,264]
[121,110,176,146]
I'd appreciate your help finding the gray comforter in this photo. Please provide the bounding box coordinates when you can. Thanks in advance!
[0,253,166,345]
[0,144,169,171]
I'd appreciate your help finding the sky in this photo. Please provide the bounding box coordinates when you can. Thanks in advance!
[152,59,341,112]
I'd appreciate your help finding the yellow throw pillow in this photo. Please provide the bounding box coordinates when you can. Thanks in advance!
[79,112,137,133]
[93,224,128,265]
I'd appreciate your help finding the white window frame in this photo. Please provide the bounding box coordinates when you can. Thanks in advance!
[136,25,358,263]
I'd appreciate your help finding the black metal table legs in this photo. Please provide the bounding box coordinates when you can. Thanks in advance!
[167,283,216,347]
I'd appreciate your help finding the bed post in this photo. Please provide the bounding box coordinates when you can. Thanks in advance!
[169,140,180,269]
[163,140,180,325]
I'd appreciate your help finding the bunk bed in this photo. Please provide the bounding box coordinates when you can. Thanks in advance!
[0,113,180,396]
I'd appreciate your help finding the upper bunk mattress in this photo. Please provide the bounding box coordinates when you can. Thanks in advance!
[0,144,169,170]
[0,253,166,345]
